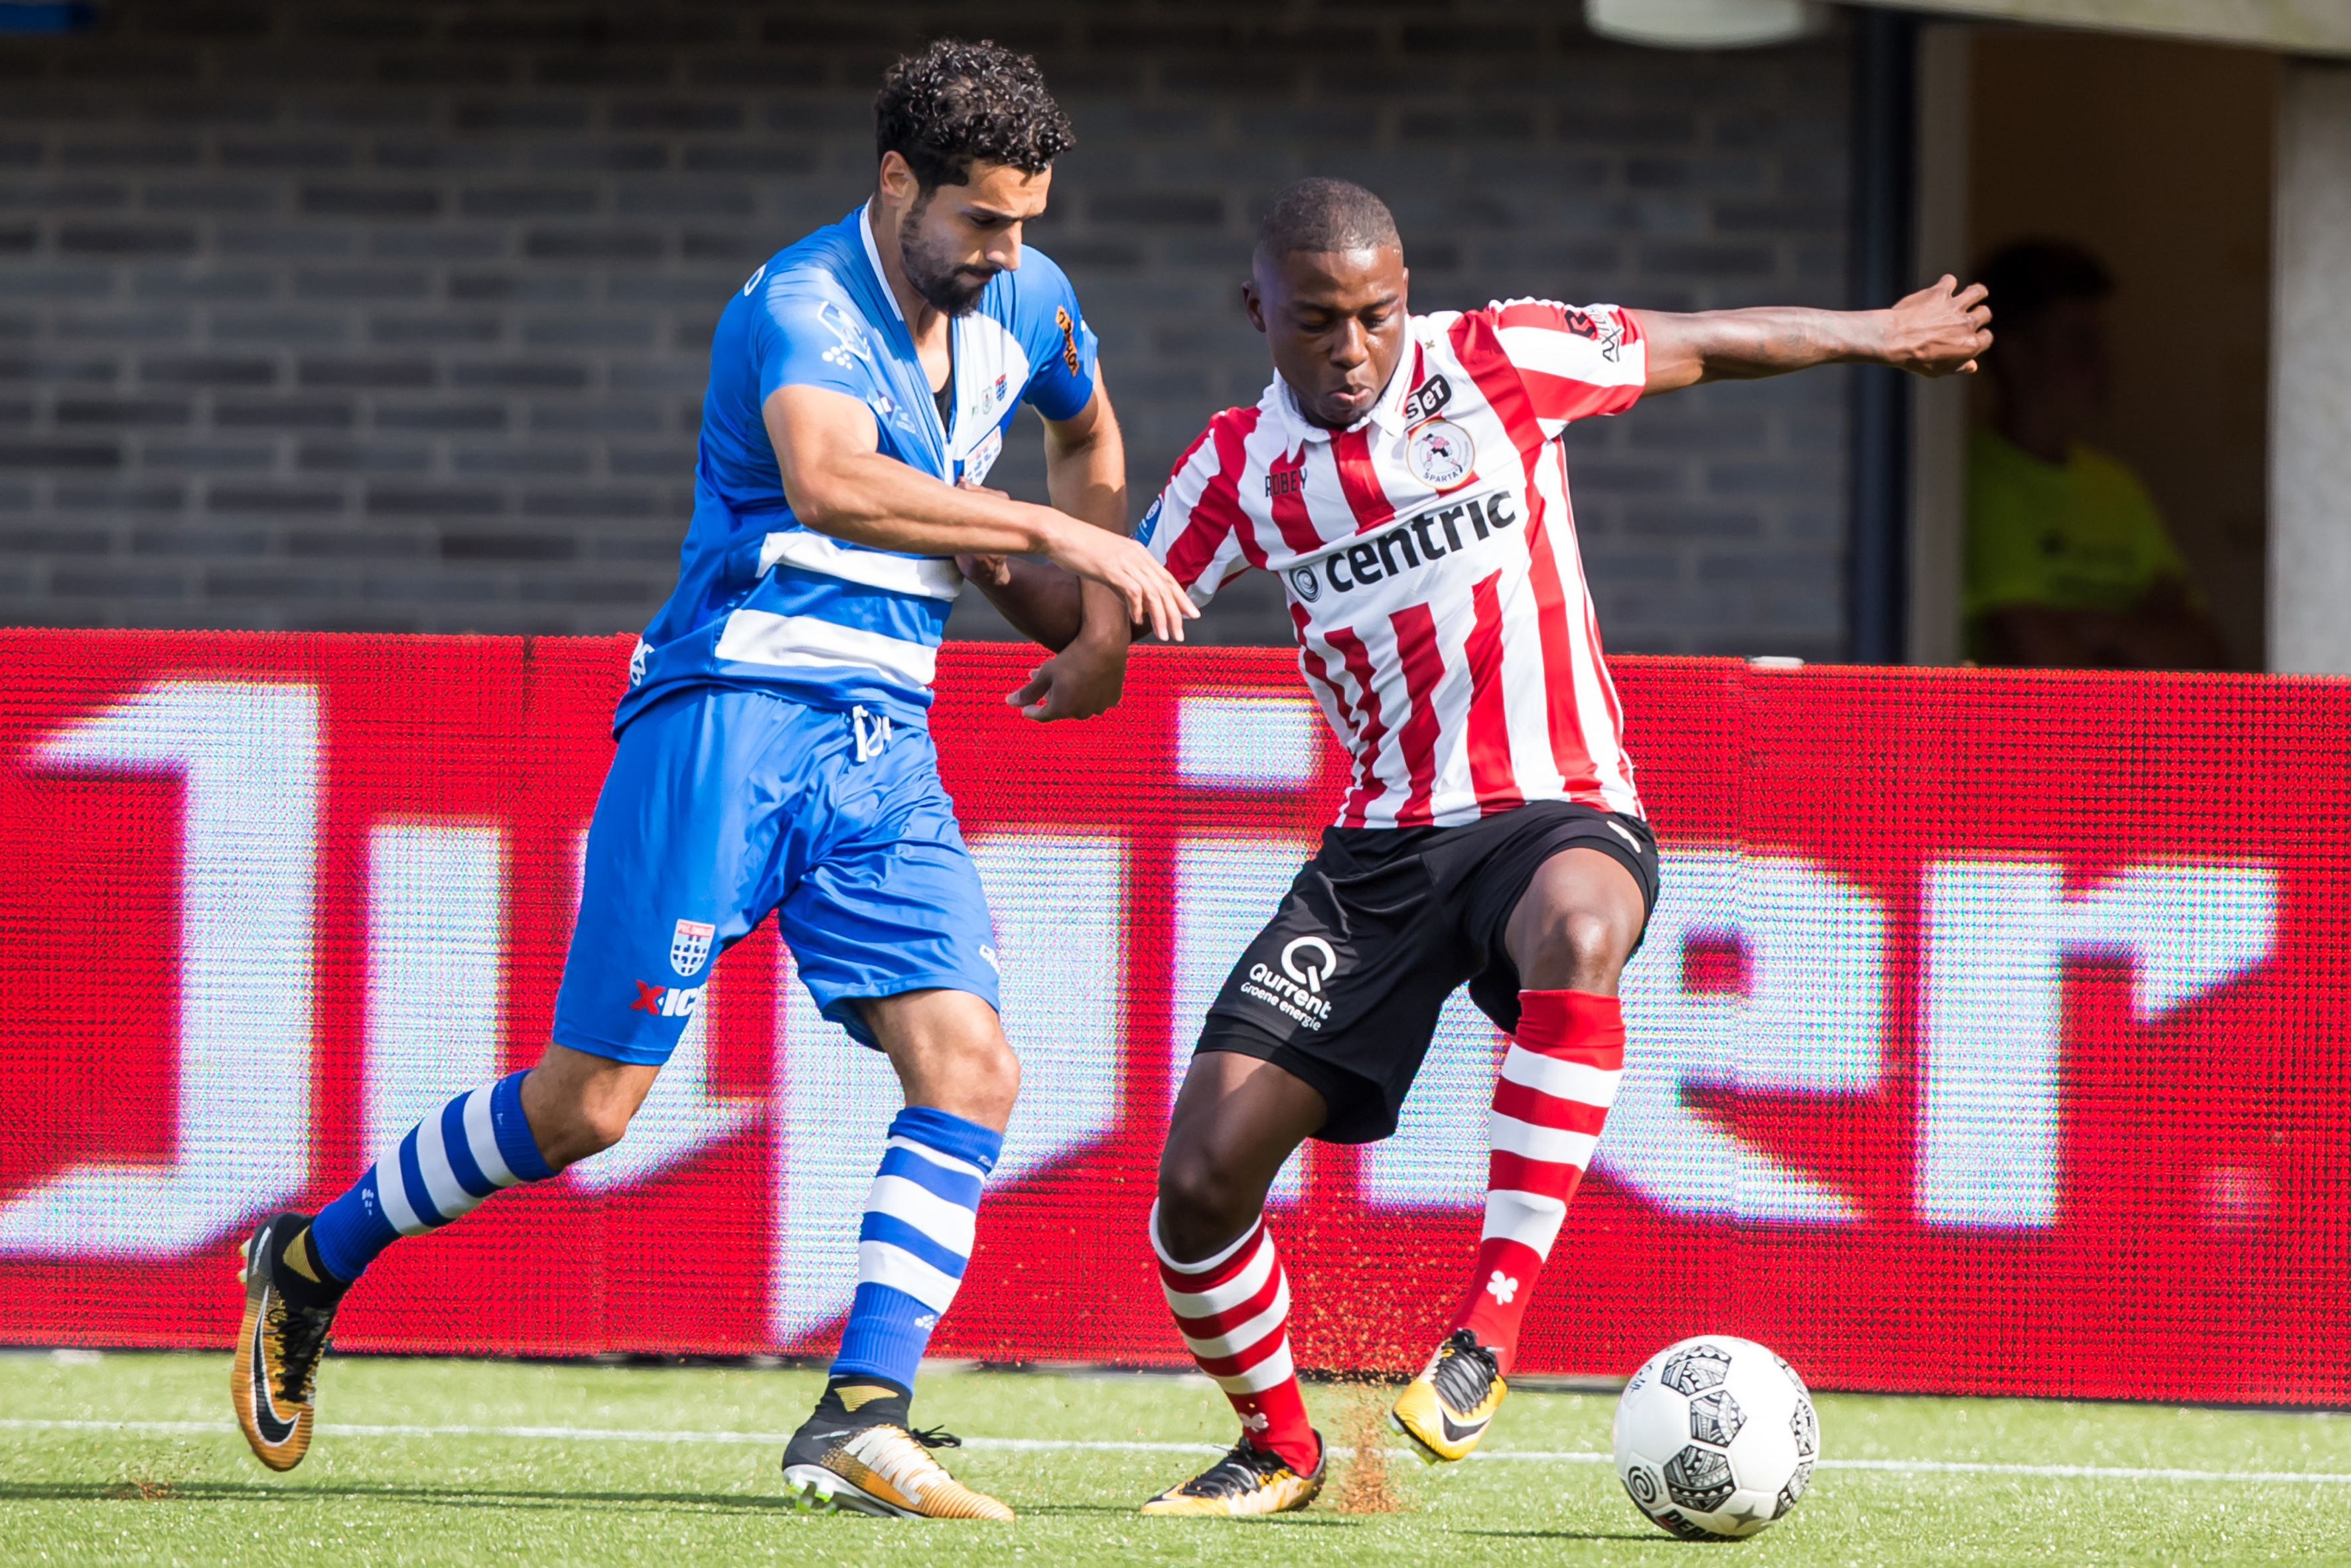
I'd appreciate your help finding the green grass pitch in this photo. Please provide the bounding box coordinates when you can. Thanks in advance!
[4,1351,2347,1566]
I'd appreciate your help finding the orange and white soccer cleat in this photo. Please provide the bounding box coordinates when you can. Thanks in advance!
[1140,1435,1326,1516]
[784,1418,1015,1520]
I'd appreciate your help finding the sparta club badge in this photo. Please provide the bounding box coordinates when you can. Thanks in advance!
[1406,417,1475,492]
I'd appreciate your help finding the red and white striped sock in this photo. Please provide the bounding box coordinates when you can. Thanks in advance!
[1450,989,1626,1370]
[1152,1204,1320,1473]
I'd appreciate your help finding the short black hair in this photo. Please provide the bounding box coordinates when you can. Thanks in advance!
[874,38,1074,194]
[1977,239,2115,326]
[1255,177,1401,260]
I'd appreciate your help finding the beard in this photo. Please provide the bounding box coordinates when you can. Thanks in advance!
[900,199,1001,317]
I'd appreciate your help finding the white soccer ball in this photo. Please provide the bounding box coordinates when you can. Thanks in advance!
[1612,1334,1817,1541]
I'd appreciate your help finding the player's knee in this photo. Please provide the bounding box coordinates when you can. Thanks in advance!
[1155,1149,1255,1256]
[904,1031,1019,1129]
[577,1099,634,1156]
[1562,905,1637,966]
[1524,904,1639,990]
[959,1033,1021,1123]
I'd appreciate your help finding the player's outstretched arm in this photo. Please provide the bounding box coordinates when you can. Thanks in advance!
[1636,275,1993,395]
[764,382,1196,642]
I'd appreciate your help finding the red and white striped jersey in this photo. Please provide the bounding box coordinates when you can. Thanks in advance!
[1139,300,1648,828]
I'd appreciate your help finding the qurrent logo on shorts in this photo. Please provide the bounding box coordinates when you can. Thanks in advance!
[1242,934,1339,1031]
[1279,936,1338,993]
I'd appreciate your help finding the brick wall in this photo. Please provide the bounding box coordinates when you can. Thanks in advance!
[0,1,1854,656]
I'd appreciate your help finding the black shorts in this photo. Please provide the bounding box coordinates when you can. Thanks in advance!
[1194,800,1660,1145]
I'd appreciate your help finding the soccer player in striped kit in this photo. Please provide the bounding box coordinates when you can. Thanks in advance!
[984,177,1989,1514]
[227,41,1191,1520]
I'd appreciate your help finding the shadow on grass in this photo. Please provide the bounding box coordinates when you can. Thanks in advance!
[1461,1528,1680,1543]
[0,1480,806,1515]
[5,1482,1421,1526]
[1104,1510,1369,1528]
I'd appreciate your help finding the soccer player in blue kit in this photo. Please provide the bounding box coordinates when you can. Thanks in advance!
[229,40,1192,1521]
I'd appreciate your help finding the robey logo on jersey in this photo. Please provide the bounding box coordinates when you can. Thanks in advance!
[1288,488,1520,601]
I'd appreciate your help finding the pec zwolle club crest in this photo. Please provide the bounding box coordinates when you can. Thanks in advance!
[1407,417,1474,490]
[670,918,715,977]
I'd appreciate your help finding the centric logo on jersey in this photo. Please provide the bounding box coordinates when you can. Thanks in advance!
[670,918,715,976]
[1288,565,1320,603]
[1407,417,1475,491]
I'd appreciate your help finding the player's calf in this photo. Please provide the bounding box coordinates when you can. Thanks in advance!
[230,1068,565,1469]
[782,1104,1015,1521]
[1138,1204,1325,1512]
[1140,1052,1330,1509]
[1393,988,1626,1464]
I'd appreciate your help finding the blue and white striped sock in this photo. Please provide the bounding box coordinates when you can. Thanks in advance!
[830,1106,1001,1390]
[308,1069,555,1285]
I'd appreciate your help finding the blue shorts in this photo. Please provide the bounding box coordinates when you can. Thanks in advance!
[551,685,1000,1064]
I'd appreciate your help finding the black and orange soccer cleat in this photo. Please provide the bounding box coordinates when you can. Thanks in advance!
[230,1212,339,1472]
[1390,1328,1507,1464]
[1139,1435,1326,1516]
[782,1409,1015,1520]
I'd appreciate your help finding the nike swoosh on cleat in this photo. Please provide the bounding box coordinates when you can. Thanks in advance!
[248,1306,297,1448]
[1439,1413,1489,1445]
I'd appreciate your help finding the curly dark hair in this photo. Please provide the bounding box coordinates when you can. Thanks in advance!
[875,38,1075,194]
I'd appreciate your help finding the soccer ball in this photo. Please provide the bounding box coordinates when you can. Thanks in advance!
[1612,1335,1817,1541]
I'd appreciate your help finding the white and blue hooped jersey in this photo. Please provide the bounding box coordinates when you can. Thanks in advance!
[617,202,1101,731]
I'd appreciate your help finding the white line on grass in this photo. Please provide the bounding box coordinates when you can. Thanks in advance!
[6,1419,2350,1486]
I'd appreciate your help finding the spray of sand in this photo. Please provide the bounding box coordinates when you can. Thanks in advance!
[1329,1379,1409,1514]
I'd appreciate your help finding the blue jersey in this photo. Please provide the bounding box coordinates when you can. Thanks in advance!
[618,204,1101,731]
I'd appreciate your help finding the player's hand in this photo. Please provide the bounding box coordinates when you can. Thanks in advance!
[1038,518,1197,644]
[1885,275,1992,378]
[952,478,1015,588]
[1005,641,1127,723]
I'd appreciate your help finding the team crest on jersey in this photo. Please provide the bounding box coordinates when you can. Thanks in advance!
[670,918,715,977]
[966,372,1010,427]
[1407,417,1476,491]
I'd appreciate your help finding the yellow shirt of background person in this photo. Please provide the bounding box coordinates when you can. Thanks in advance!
[1963,428,2189,648]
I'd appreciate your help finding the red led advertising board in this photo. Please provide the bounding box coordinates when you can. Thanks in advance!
[0,630,2340,1403]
